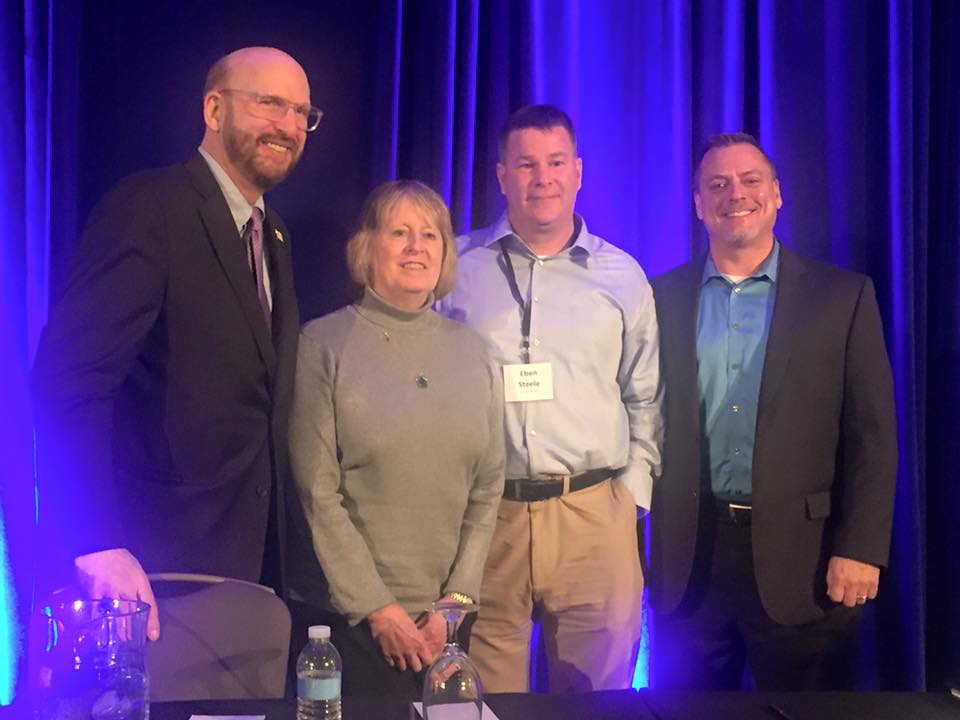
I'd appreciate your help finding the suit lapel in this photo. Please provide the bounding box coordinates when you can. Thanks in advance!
[756,245,808,423]
[660,258,704,439]
[262,210,298,350]
[675,261,705,436]
[186,154,278,376]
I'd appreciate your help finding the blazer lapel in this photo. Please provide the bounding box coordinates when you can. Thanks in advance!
[262,209,298,350]
[186,155,278,375]
[672,259,705,436]
[756,245,808,422]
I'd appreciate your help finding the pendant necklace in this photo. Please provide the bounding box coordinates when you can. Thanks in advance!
[381,329,429,389]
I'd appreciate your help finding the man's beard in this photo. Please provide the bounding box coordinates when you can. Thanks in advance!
[223,117,302,193]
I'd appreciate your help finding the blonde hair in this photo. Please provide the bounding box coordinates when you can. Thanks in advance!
[346,180,458,299]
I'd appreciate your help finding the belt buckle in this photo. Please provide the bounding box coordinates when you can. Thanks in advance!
[727,502,752,526]
[539,473,571,498]
[509,478,531,501]
[525,474,569,501]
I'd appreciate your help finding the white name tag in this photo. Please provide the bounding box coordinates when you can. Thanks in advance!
[503,362,554,402]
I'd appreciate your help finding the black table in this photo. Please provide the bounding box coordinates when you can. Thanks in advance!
[151,690,960,720]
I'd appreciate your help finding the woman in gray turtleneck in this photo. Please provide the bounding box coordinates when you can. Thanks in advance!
[287,180,504,699]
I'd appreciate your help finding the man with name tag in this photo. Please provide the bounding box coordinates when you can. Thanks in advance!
[649,133,897,690]
[440,104,663,692]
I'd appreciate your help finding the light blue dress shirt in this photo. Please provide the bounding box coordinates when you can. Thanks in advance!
[697,241,779,500]
[439,214,663,509]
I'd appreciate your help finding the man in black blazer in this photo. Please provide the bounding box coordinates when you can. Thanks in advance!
[649,133,897,690]
[32,47,319,640]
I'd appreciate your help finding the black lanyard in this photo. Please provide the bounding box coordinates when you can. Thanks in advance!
[498,239,531,363]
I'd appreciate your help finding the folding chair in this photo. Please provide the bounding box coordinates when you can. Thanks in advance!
[145,573,291,700]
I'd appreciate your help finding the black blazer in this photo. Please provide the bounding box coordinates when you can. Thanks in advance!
[649,244,897,626]
[33,153,299,587]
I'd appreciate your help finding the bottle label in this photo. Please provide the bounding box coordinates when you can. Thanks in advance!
[298,676,341,700]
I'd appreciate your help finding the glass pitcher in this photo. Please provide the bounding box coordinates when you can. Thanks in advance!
[32,597,151,720]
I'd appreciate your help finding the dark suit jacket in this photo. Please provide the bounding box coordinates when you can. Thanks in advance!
[33,153,299,588]
[649,244,897,626]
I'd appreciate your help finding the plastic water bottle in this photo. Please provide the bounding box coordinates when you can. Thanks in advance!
[296,625,342,720]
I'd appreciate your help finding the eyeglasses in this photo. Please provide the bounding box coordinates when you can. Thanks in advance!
[218,88,323,132]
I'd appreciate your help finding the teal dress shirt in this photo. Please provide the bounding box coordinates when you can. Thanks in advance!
[697,241,779,501]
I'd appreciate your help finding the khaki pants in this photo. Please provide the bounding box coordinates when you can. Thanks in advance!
[470,479,644,692]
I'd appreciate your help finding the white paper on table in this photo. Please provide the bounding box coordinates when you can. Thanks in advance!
[410,701,501,720]
[189,715,266,720]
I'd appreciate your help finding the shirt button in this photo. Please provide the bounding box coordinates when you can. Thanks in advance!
[533,297,540,303]
[733,287,743,294]
[732,404,740,413]
[533,338,541,346]
[256,486,268,498]
[537,259,545,266]
[733,448,742,455]
[731,363,740,370]
[529,429,537,437]
[732,323,741,330]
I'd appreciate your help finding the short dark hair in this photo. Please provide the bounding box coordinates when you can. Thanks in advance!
[498,104,577,161]
[694,132,778,188]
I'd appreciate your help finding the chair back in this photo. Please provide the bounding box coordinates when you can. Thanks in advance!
[145,573,291,700]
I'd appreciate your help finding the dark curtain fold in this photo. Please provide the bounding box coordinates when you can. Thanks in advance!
[1,0,957,703]
[924,0,960,693]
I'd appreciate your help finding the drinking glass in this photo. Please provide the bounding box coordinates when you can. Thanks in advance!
[421,600,483,720]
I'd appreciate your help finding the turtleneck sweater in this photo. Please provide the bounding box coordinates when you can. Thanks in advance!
[288,288,505,623]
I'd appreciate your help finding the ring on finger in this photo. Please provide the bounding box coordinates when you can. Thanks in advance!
[855,594,867,604]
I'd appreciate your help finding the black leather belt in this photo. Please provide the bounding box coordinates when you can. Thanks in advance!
[502,468,612,502]
[715,498,752,527]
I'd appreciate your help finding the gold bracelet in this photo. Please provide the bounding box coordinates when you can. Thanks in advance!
[447,592,474,605]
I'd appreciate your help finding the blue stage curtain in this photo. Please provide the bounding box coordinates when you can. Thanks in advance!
[0,0,81,702]
[0,0,30,705]
[2,0,957,703]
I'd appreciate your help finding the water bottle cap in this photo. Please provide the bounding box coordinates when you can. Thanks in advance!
[308,625,331,640]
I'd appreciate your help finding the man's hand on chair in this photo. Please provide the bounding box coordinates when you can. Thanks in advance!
[75,548,160,640]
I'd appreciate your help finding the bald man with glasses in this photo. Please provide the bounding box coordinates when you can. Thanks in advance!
[33,47,320,640]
